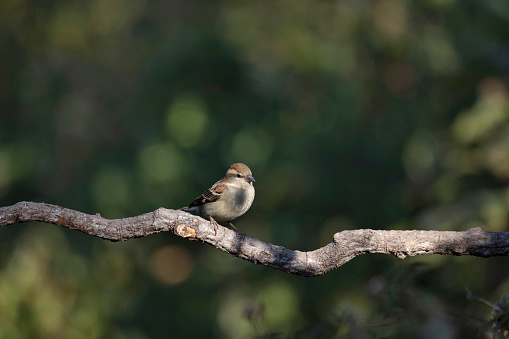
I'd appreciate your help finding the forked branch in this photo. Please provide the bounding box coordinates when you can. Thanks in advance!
[1,201,508,277]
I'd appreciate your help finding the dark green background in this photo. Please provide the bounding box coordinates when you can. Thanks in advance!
[1,0,509,337]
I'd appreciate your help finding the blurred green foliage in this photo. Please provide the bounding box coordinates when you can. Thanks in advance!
[1,0,509,337]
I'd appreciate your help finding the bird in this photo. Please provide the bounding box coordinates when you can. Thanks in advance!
[179,163,255,233]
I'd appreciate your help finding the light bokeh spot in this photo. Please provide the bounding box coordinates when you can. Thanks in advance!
[257,279,299,329]
[453,79,509,144]
[403,131,438,182]
[229,128,273,166]
[217,287,255,337]
[91,167,132,215]
[48,4,87,51]
[139,142,184,183]
[371,0,407,39]
[165,96,209,148]
[150,246,194,286]
[422,27,460,75]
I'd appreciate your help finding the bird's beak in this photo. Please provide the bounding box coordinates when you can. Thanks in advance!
[246,175,255,183]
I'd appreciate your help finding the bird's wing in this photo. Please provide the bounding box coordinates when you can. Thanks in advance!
[187,179,227,207]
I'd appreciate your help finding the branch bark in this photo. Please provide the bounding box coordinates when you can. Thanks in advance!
[1,201,508,277]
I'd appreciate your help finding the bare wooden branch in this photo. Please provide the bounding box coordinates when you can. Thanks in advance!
[1,201,508,277]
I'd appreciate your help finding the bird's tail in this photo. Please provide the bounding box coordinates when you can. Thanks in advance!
[178,206,189,211]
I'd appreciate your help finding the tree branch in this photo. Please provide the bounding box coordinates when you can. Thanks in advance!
[1,201,508,277]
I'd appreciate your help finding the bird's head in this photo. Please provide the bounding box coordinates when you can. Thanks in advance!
[226,163,255,185]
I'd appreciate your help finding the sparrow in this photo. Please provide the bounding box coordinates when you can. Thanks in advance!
[179,163,255,233]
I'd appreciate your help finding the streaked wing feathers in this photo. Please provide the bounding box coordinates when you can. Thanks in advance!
[188,180,226,207]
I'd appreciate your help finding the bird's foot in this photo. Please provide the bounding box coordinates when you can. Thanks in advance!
[209,216,220,235]
[228,222,245,235]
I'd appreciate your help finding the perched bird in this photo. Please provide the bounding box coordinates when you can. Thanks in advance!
[179,163,255,233]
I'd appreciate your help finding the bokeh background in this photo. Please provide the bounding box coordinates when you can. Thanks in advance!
[1,0,509,337]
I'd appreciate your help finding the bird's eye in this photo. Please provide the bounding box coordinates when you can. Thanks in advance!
[236,174,243,178]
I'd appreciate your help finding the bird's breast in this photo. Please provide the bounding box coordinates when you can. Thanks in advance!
[201,186,254,221]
